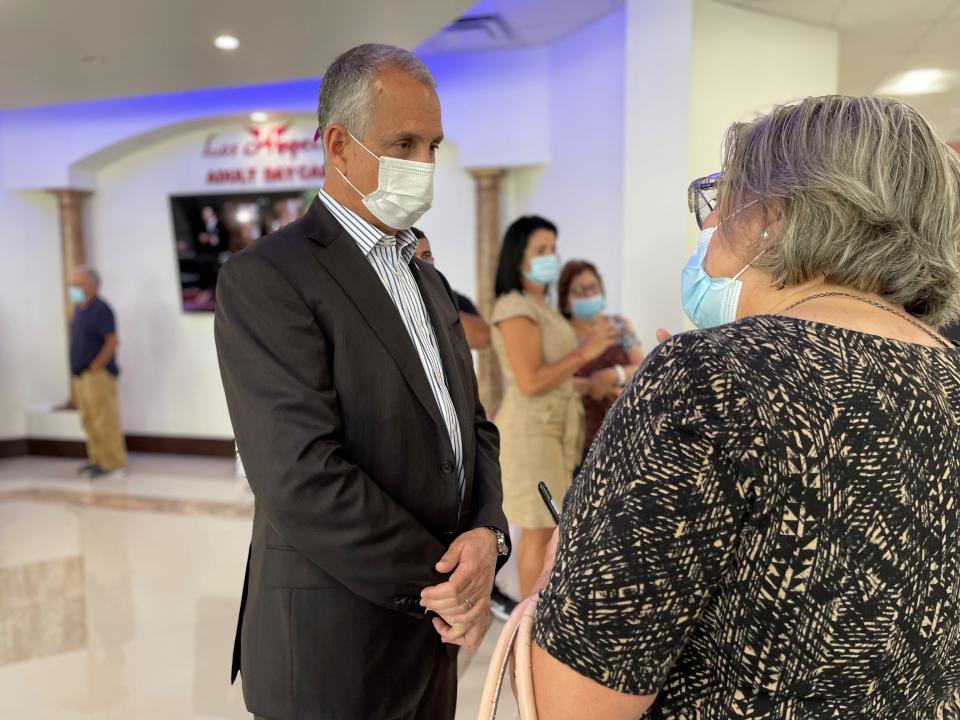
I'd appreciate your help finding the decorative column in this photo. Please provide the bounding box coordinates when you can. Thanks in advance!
[52,189,90,405]
[467,168,505,415]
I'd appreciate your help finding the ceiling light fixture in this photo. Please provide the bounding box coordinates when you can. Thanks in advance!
[214,35,240,51]
[250,111,269,123]
[876,68,954,96]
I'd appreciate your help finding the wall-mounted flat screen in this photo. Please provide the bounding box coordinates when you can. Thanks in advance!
[170,189,315,312]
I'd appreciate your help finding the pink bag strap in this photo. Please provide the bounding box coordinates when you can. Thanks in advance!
[477,595,540,720]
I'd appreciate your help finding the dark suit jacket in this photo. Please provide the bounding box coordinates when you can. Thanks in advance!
[214,199,508,720]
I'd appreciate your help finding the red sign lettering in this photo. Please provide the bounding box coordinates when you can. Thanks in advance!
[206,167,258,184]
[203,124,321,160]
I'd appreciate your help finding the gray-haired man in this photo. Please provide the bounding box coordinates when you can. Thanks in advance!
[216,44,509,719]
[69,266,127,479]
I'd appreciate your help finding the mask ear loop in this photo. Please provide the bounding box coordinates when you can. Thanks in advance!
[346,130,381,161]
[335,166,367,199]
[335,129,382,199]
[731,228,770,280]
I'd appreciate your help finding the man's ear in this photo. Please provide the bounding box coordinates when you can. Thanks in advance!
[324,124,350,172]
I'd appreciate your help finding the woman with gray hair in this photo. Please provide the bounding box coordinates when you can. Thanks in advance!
[527,95,960,718]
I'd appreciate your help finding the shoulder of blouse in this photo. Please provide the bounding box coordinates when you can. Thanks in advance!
[638,327,751,409]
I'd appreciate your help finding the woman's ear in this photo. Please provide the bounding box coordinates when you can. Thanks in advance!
[759,201,785,240]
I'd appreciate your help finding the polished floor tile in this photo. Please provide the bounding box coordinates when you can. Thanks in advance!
[0,455,505,719]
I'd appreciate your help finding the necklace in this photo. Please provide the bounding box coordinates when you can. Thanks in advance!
[782,291,951,349]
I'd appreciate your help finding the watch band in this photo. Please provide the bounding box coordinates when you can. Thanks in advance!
[484,526,509,556]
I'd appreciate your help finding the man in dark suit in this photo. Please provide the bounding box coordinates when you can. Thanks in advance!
[215,44,509,720]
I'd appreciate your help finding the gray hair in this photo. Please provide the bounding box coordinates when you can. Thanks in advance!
[719,95,960,326]
[76,265,101,289]
[317,44,436,139]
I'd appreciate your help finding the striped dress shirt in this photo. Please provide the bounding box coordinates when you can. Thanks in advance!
[317,190,465,498]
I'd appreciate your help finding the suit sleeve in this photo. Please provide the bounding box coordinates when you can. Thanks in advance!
[468,373,511,570]
[215,251,447,616]
[432,269,510,567]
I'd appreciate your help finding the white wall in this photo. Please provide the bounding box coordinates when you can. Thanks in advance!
[78,119,471,439]
[0,5,839,441]
[689,0,839,207]
[1,52,554,193]
[620,0,696,348]
[618,0,839,347]
[414,143,478,302]
[426,47,551,170]
[502,7,628,312]
[0,58,540,440]
[0,187,63,439]
[86,119,311,438]
[0,110,478,441]
[1,81,318,192]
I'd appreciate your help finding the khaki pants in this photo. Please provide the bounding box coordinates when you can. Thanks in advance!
[72,370,127,471]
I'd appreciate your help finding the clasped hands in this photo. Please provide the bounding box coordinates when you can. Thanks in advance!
[420,527,499,653]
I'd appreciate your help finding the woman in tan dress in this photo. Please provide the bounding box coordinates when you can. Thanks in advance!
[490,215,618,597]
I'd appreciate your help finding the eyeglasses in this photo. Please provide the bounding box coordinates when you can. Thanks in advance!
[570,282,602,296]
[687,172,722,230]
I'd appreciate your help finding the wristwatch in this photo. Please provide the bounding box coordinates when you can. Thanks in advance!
[484,527,509,557]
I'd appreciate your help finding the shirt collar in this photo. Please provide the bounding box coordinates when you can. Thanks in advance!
[318,189,417,263]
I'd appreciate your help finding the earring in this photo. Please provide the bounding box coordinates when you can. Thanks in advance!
[761,229,770,241]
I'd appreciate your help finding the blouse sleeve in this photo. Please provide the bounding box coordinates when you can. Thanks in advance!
[491,291,538,326]
[533,331,756,695]
[612,315,639,352]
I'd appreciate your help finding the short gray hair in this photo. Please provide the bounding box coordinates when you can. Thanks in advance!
[76,265,101,289]
[719,95,960,326]
[317,44,436,139]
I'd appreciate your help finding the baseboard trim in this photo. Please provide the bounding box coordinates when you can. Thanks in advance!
[4,436,234,460]
[0,439,29,458]
[125,435,235,457]
[25,439,87,459]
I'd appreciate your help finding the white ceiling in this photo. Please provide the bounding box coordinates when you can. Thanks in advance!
[7,0,960,142]
[0,0,477,109]
[718,0,960,139]
[417,0,624,55]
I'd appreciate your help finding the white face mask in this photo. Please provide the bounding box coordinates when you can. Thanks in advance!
[336,132,434,230]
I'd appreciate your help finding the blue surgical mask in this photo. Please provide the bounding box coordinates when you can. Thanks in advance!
[524,255,560,286]
[571,294,605,321]
[68,285,87,305]
[681,226,755,328]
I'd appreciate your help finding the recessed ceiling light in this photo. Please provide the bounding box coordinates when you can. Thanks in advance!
[876,68,954,96]
[250,111,269,123]
[214,35,240,51]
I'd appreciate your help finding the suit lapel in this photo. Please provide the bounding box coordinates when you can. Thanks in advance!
[411,263,475,489]
[305,199,450,439]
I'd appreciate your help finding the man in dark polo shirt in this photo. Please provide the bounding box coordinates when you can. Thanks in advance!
[69,267,127,479]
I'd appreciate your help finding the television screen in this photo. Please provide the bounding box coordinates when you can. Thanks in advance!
[170,189,316,312]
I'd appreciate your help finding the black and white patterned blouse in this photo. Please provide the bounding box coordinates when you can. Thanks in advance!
[534,315,960,719]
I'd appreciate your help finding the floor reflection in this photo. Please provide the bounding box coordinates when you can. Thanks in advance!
[0,455,500,719]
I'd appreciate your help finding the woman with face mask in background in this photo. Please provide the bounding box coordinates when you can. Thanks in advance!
[490,216,618,601]
[559,260,646,458]
[529,96,960,719]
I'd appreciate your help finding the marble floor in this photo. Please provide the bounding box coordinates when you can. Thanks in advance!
[0,455,505,719]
